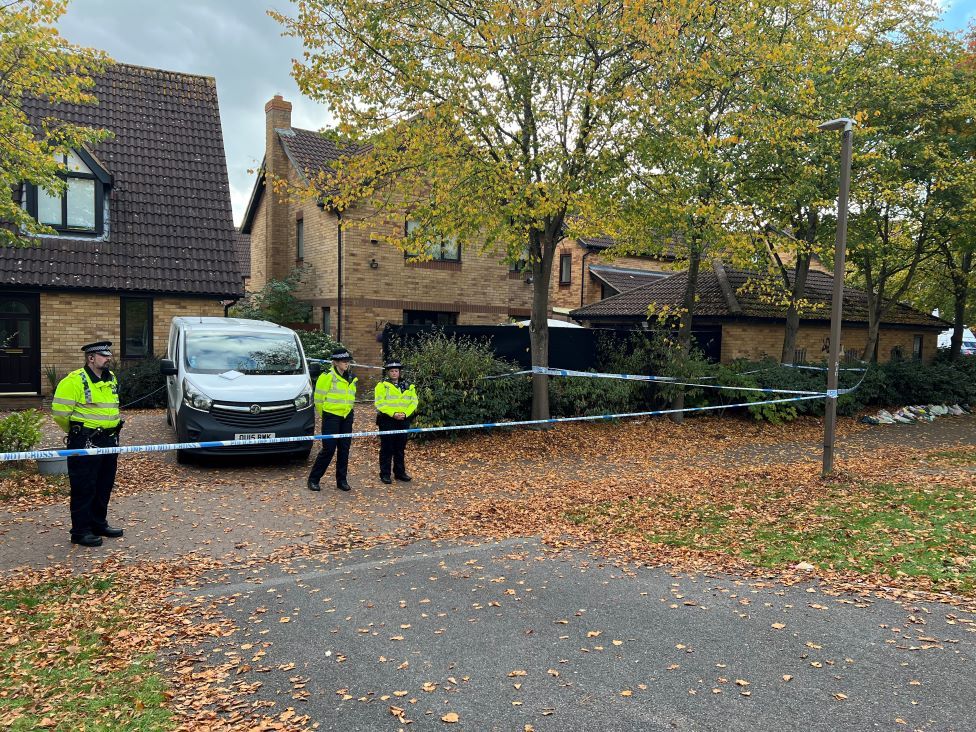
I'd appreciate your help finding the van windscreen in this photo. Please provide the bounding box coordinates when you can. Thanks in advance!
[184,332,303,375]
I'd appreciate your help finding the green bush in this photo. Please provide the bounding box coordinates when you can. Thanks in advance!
[230,267,312,324]
[117,357,167,409]
[0,409,43,452]
[391,331,529,430]
[298,330,343,361]
[549,372,642,417]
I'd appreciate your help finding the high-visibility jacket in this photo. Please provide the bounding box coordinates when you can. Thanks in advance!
[314,367,357,418]
[51,368,121,432]
[374,379,418,419]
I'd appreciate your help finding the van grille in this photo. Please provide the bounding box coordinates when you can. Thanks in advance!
[211,401,297,429]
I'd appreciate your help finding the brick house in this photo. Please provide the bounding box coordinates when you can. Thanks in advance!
[1,63,242,401]
[548,234,673,320]
[241,95,533,368]
[571,259,947,363]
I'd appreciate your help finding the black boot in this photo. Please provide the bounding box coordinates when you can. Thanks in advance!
[70,533,103,547]
[307,480,321,491]
[394,472,412,482]
[93,525,124,538]
[336,480,352,492]
[380,474,392,484]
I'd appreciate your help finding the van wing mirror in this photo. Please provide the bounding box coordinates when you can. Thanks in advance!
[308,360,323,378]
[160,359,178,376]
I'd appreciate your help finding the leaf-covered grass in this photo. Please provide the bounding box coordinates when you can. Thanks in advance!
[927,448,976,466]
[567,479,976,593]
[0,575,173,731]
[0,464,68,503]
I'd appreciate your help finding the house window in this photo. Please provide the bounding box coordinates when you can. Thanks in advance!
[600,283,617,300]
[509,245,530,273]
[120,297,153,358]
[403,310,458,326]
[405,220,461,262]
[913,335,923,360]
[296,219,304,261]
[25,151,106,235]
[321,306,331,335]
[559,253,572,285]
[890,345,904,360]
[794,348,807,364]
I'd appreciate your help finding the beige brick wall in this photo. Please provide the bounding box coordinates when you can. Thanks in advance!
[549,239,672,313]
[720,322,939,364]
[37,293,223,395]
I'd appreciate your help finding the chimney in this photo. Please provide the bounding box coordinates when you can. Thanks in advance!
[265,94,292,152]
[262,95,294,283]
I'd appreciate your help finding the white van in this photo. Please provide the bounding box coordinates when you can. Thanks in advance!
[938,327,976,356]
[160,317,318,462]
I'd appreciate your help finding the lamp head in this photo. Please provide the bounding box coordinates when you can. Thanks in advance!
[818,118,855,132]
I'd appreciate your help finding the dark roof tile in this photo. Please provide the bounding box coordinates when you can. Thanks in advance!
[234,231,251,278]
[572,262,946,329]
[587,264,669,293]
[1,62,242,297]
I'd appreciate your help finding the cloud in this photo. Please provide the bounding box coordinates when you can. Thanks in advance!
[58,0,331,226]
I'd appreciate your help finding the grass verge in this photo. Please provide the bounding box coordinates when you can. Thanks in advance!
[0,575,173,731]
[567,478,976,593]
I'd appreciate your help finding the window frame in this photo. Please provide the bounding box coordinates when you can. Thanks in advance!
[296,218,305,261]
[912,334,923,360]
[321,306,331,335]
[24,150,110,236]
[120,296,154,359]
[559,253,572,285]
[404,220,461,263]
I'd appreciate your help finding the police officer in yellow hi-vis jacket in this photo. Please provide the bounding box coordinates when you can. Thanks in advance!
[308,348,357,492]
[51,341,124,547]
[374,361,418,484]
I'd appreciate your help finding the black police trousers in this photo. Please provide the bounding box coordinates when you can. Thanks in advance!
[309,412,353,485]
[377,413,410,480]
[66,427,118,537]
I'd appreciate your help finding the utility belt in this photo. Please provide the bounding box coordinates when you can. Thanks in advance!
[66,421,124,449]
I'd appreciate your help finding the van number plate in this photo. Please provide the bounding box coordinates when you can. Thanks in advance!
[235,432,275,442]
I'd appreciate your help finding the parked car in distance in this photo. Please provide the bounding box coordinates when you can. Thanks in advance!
[160,317,319,463]
[937,327,976,356]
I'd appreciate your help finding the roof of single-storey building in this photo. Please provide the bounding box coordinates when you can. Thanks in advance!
[2,62,242,298]
[572,259,947,329]
[587,264,670,293]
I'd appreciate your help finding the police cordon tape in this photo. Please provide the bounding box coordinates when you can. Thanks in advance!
[1,393,828,463]
[531,366,827,395]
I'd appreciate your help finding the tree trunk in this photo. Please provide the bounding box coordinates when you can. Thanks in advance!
[781,252,811,365]
[529,229,556,421]
[670,247,702,424]
[949,250,971,359]
[862,290,885,363]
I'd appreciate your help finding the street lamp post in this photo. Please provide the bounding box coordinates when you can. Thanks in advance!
[819,117,855,476]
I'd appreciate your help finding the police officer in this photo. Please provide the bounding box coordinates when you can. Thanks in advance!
[51,341,124,547]
[373,361,418,484]
[308,347,357,492]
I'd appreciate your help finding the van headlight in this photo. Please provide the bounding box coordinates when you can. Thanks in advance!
[182,379,213,411]
[294,386,313,410]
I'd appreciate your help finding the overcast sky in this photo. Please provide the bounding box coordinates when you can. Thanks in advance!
[57,0,975,227]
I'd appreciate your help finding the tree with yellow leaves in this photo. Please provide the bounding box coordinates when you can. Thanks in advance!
[0,0,109,248]
[271,0,681,419]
